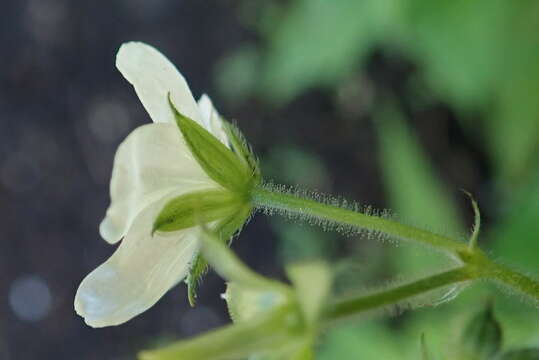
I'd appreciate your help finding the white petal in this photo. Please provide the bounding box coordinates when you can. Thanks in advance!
[100,123,216,244]
[197,94,230,146]
[75,193,203,327]
[116,41,202,124]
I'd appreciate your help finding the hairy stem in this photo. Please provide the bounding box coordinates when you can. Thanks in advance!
[253,184,539,305]
[326,266,473,321]
[485,261,539,303]
[252,186,466,253]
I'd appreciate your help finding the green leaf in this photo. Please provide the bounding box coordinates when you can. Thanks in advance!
[169,96,252,192]
[460,304,503,360]
[214,44,260,105]
[497,349,539,360]
[152,189,242,233]
[222,120,261,185]
[187,204,253,306]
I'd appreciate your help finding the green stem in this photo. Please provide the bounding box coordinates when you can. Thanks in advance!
[252,186,466,253]
[253,184,539,310]
[484,261,539,303]
[326,266,473,321]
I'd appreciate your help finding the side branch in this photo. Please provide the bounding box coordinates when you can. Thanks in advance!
[326,266,473,321]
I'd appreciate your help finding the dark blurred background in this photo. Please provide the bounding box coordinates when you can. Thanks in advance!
[2,0,539,359]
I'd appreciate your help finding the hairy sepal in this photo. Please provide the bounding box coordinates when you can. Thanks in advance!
[186,204,253,306]
[152,189,242,234]
[223,120,261,185]
[168,96,252,192]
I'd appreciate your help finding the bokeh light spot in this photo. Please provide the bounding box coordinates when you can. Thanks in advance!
[87,100,131,143]
[9,275,52,322]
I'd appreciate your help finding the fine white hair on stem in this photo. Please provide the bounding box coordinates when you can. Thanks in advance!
[255,181,465,248]
[484,256,539,308]
[328,268,472,325]
[256,181,393,244]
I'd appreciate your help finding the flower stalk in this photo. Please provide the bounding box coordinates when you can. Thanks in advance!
[252,185,467,253]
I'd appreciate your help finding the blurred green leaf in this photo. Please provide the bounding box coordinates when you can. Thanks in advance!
[497,349,539,360]
[259,0,399,103]
[264,146,336,264]
[215,45,260,105]
[402,0,511,109]
[460,305,503,360]
[318,323,402,360]
[491,167,539,274]
[488,51,539,183]
[375,105,463,272]
[270,218,335,264]
[262,146,330,191]
[420,333,431,360]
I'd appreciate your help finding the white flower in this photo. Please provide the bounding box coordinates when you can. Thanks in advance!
[75,42,244,327]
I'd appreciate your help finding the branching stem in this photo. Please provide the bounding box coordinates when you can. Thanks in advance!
[252,184,539,307]
[326,266,473,321]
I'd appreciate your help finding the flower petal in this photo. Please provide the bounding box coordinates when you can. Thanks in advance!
[100,123,215,244]
[116,41,202,125]
[197,94,229,146]
[75,193,203,327]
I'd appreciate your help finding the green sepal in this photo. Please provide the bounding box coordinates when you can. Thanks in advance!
[460,304,503,360]
[152,189,242,234]
[186,255,209,307]
[286,261,332,326]
[186,204,254,306]
[168,96,253,192]
[223,120,261,185]
[198,218,287,293]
